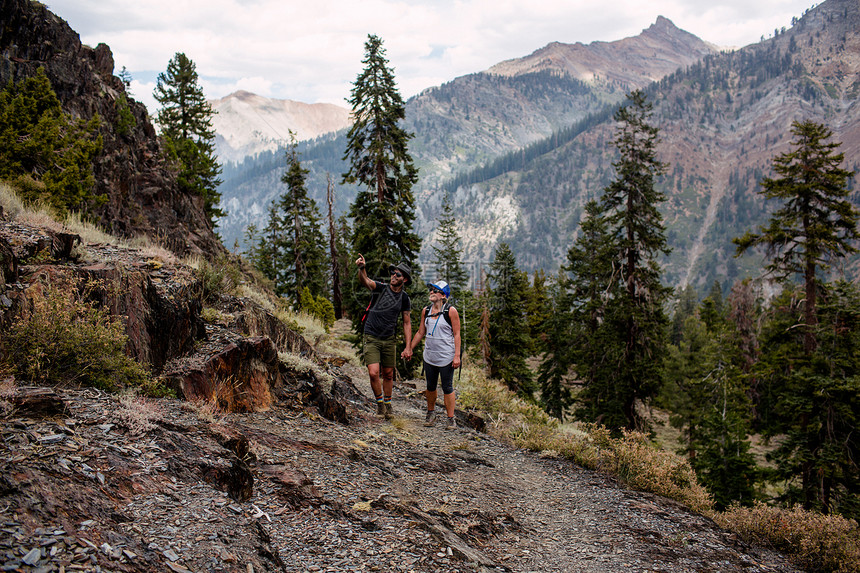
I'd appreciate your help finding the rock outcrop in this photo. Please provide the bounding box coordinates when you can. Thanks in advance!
[0,216,356,426]
[0,0,225,258]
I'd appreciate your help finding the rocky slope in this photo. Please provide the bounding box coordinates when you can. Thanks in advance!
[210,91,351,164]
[0,212,802,572]
[0,0,224,258]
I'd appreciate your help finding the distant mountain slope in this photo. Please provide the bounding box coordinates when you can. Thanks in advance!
[216,17,717,254]
[211,91,350,163]
[447,0,859,292]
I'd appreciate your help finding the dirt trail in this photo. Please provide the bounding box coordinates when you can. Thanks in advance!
[0,344,801,573]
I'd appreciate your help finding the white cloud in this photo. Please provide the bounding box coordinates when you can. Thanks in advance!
[47,0,815,114]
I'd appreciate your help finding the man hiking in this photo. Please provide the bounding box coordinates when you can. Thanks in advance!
[356,254,413,418]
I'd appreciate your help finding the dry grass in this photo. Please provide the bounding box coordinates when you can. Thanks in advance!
[62,211,118,245]
[0,181,26,217]
[114,391,163,435]
[283,309,328,343]
[317,337,362,367]
[278,351,334,390]
[238,283,278,312]
[716,503,860,573]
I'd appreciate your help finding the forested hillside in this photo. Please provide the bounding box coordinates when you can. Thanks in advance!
[216,17,717,257]
[448,0,860,290]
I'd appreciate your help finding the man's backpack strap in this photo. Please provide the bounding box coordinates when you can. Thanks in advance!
[361,290,381,324]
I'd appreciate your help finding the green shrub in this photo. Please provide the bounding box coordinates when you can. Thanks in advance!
[115,93,136,136]
[3,284,150,392]
[299,286,335,332]
[194,255,241,303]
[716,502,860,573]
[0,68,103,214]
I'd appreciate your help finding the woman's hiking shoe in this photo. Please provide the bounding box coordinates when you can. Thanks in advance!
[423,410,437,427]
[384,402,393,419]
[376,402,386,416]
[445,417,457,430]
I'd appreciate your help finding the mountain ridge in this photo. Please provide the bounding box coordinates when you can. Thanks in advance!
[215,16,720,262]
[487,16,720,86]
[210,91,351,163]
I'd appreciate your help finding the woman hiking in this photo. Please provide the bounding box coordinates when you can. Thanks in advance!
[409,280,461,429]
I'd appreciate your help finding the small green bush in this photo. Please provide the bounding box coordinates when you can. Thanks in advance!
[194,255,241,303]
[716,502,860,573]
[299,286,335,332]
[115,93,136,136]
[3,284,150,392]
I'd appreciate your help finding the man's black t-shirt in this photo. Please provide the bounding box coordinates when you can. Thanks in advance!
[364,282,411,338]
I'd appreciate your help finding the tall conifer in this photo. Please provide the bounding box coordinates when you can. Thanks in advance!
[343,35,420,276]
[486,243,534,396]
[153,53,222,224]
[576,91,672,431]
[735,120,860,515]
[735,120,859,354]
[431,192,469,292]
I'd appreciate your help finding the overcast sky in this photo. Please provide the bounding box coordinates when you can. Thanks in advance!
[46,0,816,113]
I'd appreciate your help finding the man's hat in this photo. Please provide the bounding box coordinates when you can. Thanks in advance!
[427,280,450,297]
[388,261,412,285]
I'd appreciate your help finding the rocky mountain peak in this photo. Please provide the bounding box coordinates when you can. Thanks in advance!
[486,16,719,90]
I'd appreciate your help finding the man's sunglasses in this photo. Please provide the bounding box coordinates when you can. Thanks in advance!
[391,270,403,278]
[428,287,443,294]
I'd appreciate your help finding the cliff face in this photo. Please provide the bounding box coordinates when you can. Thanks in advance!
[0,0,225,258]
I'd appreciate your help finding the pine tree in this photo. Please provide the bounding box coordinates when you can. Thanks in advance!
[431,191,469,292]
[153,53,223,224]
[254,141,326,302]
[0,68,102,213]
[525,269,552,355]
[580,91,672,431]
[565,200,622,425]
[343,34,421,332]
[486,243,534,396]
[735,120,860,514]
[735,120,859,354]
[278,140,327,301]
[662,301,758,510]
[537,271,573,420]
[755,282,860,517]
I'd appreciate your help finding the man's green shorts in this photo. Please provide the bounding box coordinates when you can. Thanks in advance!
[363,334,397,368]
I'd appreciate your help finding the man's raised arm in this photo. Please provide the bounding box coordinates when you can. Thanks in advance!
[356,253,376,290]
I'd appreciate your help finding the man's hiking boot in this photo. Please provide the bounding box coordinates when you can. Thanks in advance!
[445,417,457,430]
[376,402,386,417]
[424,410,437,427]
[384,402,393,420]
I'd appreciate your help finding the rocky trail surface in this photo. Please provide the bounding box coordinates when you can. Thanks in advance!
[0,350,801,573]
